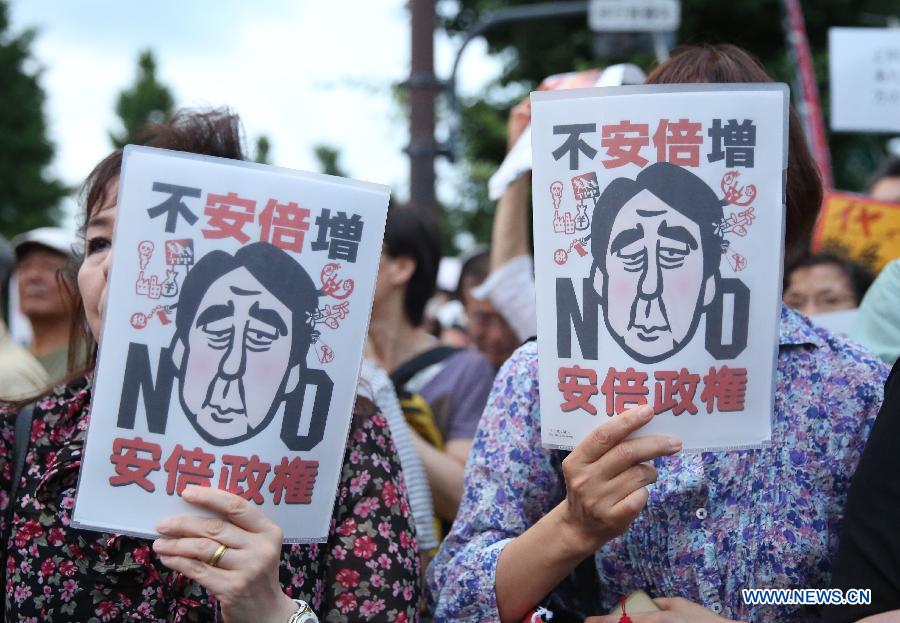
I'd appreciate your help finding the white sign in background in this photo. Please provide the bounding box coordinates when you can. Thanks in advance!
[73,146,389,542]
[830,27,900,133]
[531,84,787,451]
[588,0,680,33]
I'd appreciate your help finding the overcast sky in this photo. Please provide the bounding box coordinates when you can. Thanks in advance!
[9,0,502,231]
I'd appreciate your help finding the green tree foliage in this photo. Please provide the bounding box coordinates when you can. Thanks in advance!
[313,144,348,177]
[0,0,66,237]
[254,135,271,164]
[439,0,897,244]
[110,50,174,148]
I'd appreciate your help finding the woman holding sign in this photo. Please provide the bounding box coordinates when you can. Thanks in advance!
[0,110,419,622]
[427,45,887,623]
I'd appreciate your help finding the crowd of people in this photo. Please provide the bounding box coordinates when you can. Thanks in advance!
[0,42,899,623]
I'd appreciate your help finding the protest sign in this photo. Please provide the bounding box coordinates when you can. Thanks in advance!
[829,27,900,133]
[72,146,389,542]
[531,84,787,451]
[812,190,900,274]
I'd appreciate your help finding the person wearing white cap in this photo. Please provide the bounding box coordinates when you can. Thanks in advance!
[11,226,81,383]
[0,234,48,399]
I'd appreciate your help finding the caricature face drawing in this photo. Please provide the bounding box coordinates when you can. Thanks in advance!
[591,162,721,364]
[181,268,294,441]
[171,242,320,446]
[599,190,708,360]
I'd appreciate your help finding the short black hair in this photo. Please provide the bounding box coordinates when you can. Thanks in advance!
[383,205,443,326]
[784,252,874,305]
[590,161,724,279]
[0,235,13,287]
[174,242,319,367]
[456,249,490,299]
[867,156,900,193]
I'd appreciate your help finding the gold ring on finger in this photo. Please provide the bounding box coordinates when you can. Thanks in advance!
[206,542,228,567]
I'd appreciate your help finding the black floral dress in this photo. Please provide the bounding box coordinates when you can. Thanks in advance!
[0,376,419,622]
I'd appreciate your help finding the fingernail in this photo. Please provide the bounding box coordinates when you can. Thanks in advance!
[639,405,654,419]
[667,437,683,451]
[156,520,171,534]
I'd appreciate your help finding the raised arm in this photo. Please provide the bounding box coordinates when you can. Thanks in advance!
[490,97,533,272]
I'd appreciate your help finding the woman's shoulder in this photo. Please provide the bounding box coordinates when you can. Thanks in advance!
[813,327,889,392]
[0,374,92,421]
[344,395,398,465]
[497,340,540,381]
[487,340,541,404]
[349,395,385,435]
[781,306,888,389]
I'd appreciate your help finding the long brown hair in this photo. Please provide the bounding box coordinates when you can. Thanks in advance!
[645,44,823,264]
[16,109,247,406]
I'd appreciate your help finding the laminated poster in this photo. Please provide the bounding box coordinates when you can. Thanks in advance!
[531,84,787,451]
[73,146,388,542]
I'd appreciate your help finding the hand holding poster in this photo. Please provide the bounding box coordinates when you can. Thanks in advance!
[73,146,389,542]
[531,84,787,451]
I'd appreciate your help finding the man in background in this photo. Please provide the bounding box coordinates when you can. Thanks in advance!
[367,206,495,523]
[783,253,873,318]
[12,227,80,383]
[0,234,47,399]
[868,156,900,203]
[458,250,521,370]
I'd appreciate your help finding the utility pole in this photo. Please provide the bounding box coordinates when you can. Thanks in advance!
[407,0,440,214]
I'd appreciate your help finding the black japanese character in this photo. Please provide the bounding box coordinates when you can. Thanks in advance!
[707,119,756,168]
[552,123,598,170]
[311,209,364,262]
[147,182,201,233]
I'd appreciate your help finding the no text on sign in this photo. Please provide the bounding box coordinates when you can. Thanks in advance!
[588,0,680,33]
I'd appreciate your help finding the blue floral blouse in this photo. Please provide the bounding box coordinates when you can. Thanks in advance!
[428,306,887,623]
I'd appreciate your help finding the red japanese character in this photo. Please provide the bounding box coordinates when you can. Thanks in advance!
[700,366,748,413]
[314,301,351,329]
[653,118,703,167]
[164,444,215,496]
[717,207,757,237]
[728,252,747,272]
[269,457,319,504]
[318,344,335,364]
[600,367,649,416]
[720,171,757,207]
[109,437,162,492]
[558,365,599,415]
[855,206,883,237]
[218,454,271,505]
[600,121,649,169]
[320,263,355,300]
[202,192,256,243]
[653,369,700,415]
[130,312,148,330]
[259,199,310,253]
[839,202,883,238]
